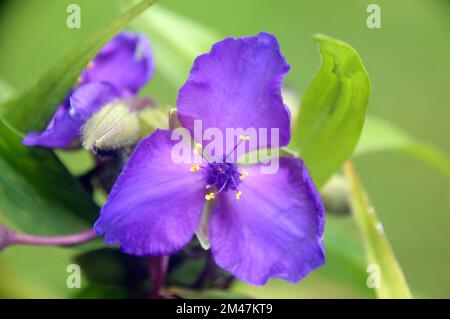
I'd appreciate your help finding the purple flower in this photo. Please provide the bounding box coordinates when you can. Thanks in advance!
[95,33,325,285]
[23,32,154,149]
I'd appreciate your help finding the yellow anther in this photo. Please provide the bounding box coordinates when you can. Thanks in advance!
[240,135,250,141]
[239,171,248,180]
[76,75,83,85]
[205,192,216,201]
[190,164,200,172]
[193,143,203,155]
[236,191,243,200]
[86,61,95,70]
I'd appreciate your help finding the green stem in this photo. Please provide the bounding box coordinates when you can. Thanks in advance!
[343,161,412,298]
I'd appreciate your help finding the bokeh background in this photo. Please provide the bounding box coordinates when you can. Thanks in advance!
[0,0,449,298]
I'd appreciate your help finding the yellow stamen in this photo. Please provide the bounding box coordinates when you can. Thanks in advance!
[193,143,203,155]
[190,164,200,172]
[240,135,250,141]
[76,75,83,85]
[239,171,248,180]
[205,192,216,201]
[236,191,242,200]
[86,61,95,70]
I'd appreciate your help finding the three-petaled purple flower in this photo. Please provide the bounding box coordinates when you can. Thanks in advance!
[95,33,325,285]
[23,31,154,150]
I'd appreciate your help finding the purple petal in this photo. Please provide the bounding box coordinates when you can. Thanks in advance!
[209,157,325,285]
[22,103,81,148]
[81,32,154,94]
[69,82,119,119]
[95,129,206,256]
[177,32,291,156]
[23,82,119,149]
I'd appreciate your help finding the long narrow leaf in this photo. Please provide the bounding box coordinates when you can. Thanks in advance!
[0,82,97,235]
[343,161,412,298]
[356,116,450,181]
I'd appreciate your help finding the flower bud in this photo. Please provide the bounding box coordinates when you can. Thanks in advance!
[82,103,140,152]
[321,175,351,215]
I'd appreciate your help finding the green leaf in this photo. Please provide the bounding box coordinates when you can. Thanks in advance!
[343,161,412,298]
[290,34,370,188]
[0,80,98,235]
[355,116,450,181]
[0,0,157,136]
[0,117,99,235]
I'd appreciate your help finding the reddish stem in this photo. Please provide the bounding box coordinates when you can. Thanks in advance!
[0,225,96,250]
[148,255,170,299]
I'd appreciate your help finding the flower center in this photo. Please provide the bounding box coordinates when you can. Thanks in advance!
[189,135,251,201]
[206,159,242,192]
[203,158,245,200]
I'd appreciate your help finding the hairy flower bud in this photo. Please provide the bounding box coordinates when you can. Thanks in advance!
[82,103,141,152]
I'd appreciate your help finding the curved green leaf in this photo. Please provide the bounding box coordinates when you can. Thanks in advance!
[0,0,157,136]
[356,116,450,181]
[0,116,99,235]
[0,79,99,236]
[343,161,412,298]
[0,80,98,237]
[291,34,370,188]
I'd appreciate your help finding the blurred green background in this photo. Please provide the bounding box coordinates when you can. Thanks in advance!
[0,0,449,298]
